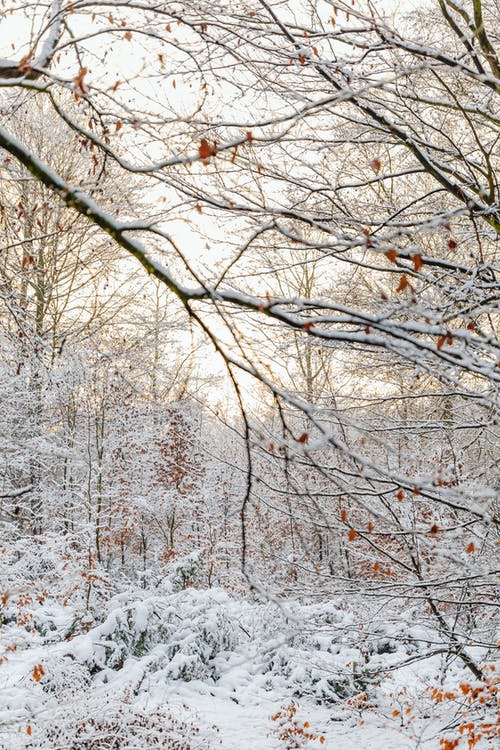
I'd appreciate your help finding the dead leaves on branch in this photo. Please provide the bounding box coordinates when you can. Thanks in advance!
[198,138,217,164]
[73,67,88,96]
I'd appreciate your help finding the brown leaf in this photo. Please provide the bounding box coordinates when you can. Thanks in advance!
[385,249,398,263]
[412,253,423,272]
[297,432,309,444]
[396,274,409,293]
[124,31,132,41]
[437,330,453,351]
[370,157,382,174]
[198,138,212,163]
[73,67,88,95]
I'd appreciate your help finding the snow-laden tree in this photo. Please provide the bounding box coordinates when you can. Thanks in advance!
[0,0,498,681]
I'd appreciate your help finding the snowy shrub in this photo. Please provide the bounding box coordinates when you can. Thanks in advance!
[167,550,205,592]
[62,591,435,705]
[34,652,92,694]
[23,692,217,750]
[69,588,246,680]
[269,702,325,749]
[0,535,114,640]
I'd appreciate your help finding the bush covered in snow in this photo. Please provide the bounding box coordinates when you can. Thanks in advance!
[62,589,431,705]
[22,691,219,750]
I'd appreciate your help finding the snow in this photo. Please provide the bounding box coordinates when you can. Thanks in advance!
[0,585,496,750]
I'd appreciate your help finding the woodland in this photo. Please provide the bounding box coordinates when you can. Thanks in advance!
[0,1,498,748]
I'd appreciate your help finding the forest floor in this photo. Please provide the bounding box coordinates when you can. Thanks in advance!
[0,584,495,749]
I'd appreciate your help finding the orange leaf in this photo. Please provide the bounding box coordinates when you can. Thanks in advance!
[124,31,132,41]
[396,274,409,293]
[115,121,122,132]
[297,432,309,444]
[198,138,213,163]
[385,249,398,263]
[466,542,475,554]
[73,67,88,95]
[396,489,404,502]
[340,509,347,523]
[26,726,32,736]
[348,528,357,542]
[429,524,439,535]
[370,157,382,174]
[437,330,453,351]
[412,253,423,271]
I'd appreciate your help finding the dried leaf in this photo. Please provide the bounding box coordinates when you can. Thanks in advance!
[412,253,423,271]
[198,138,212,163]
[396,274,409,293]
[73,67,88,95]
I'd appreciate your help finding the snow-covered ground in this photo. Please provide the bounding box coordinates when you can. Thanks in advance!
[0,586,496,749]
